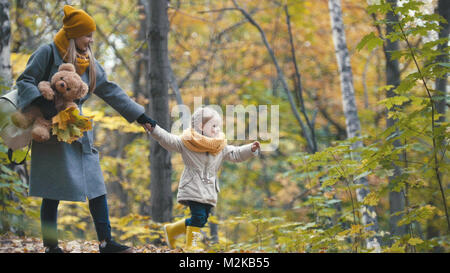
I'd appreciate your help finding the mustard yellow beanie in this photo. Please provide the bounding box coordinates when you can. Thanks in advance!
[62,5,96,39]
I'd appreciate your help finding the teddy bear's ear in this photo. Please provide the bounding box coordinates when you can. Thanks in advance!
[58,63,76,72]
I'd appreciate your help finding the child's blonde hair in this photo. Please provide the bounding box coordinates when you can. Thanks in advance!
[191,106,221,133]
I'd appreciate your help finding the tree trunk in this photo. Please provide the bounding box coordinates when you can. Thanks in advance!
[328,0,380,250]
[384,0,407,239]
[0,0,11,88]
[148,0,172,223]
[435,0,448,123]
[136,0,152,216]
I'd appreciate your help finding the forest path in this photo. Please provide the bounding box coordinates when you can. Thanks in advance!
[0,232,182,253]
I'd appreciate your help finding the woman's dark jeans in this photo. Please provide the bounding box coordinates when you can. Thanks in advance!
[41,194,111,247]
[185,201,213,228]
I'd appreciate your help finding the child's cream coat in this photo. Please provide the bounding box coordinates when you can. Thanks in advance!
[149,125,258,207]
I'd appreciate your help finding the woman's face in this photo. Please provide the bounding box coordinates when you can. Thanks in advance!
[202,116,222,138]
[74,32,94,53]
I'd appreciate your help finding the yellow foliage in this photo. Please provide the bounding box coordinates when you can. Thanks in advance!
[83,107,145,133]
[52,106,93,143]
[362,192,379,206]
[11,52,30,79]
[408,237,424,246]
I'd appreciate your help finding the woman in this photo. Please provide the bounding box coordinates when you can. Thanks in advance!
[16,5,156,253]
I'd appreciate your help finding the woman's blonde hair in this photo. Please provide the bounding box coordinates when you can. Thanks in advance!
[191,107,221,134]
[64,39,96,92]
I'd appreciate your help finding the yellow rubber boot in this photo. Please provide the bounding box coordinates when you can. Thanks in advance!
[163,219,186,249]
[185,226,203,252]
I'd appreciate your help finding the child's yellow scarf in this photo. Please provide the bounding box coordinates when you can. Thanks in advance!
[181,128,227,155]
[54,28,90,76]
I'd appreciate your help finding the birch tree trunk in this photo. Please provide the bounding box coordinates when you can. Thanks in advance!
[328,0,380,250]
[148,0,172,222]
[384,0,407,238]
[0,0,11,88]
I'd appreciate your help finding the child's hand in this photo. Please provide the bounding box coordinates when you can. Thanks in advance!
[251,141,260,152]
[142,123,154,133]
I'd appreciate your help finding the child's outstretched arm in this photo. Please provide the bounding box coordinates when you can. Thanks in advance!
[224,141,260,163]
[145,124,183,153]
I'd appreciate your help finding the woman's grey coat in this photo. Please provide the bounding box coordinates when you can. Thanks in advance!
[149,125,258,207]
[16,43,145,201]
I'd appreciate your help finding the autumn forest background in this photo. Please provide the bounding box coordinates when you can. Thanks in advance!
[0,0,448,253]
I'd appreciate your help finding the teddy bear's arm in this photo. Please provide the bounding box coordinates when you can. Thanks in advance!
[38,81,55,101]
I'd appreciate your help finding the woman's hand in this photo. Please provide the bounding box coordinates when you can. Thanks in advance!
[251,141,260,152]
[137,113,156,133]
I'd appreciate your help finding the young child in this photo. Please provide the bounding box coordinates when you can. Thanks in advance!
[144,106,260,251]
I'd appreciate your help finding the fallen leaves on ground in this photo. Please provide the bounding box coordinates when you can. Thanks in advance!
[0,233,183,253]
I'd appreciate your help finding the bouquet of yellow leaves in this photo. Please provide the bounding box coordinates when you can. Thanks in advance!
[52,106,93,144]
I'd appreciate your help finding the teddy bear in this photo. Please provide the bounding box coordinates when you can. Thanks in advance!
[12,63,89,142]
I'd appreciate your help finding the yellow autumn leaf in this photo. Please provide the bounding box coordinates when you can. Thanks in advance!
[208,215,219,224]
[350,224,363,235]
[408,237,424,246]
[362,192,380,206]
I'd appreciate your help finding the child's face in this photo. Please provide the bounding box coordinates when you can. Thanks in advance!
[202,116,222,138]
